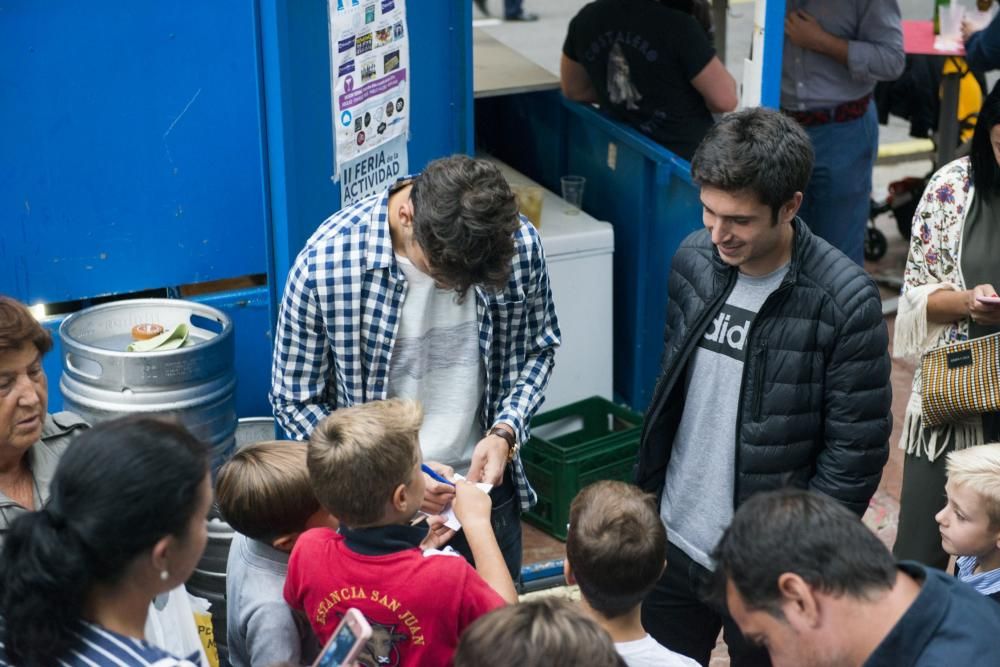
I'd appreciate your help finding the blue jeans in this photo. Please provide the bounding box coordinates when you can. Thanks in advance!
[446,467,523,581]
[795,102,879,266]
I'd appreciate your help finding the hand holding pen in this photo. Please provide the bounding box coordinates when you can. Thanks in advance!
[420,461,456,514]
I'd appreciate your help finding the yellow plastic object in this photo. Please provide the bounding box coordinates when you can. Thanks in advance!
[942,57,984,144]
[194,610,220,667]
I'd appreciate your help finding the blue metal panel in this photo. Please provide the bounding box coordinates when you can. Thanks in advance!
[0,1,268,303]
[262,0,474,315]
[190,287,274,419]
[475,90,568,194]
[475,93,703,411]
[562,102,702,410]
[761,0,787,109]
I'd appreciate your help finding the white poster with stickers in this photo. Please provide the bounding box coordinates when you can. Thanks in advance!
[328,0,410,199]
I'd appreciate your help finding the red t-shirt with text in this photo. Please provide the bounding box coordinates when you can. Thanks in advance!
[284,528,505,667]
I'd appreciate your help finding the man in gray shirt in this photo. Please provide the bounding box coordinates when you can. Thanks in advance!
[636,108,892,666]
[782,0,904,265]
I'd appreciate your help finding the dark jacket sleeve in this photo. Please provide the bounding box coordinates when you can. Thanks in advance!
[965,14,1000,73]
[809,279,892,516]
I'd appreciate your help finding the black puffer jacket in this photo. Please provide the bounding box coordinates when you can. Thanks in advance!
[635,219,892,516]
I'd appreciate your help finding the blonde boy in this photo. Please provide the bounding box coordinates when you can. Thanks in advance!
[936,442,1000,603]
[216,440,339,667]
[283,399,516,667]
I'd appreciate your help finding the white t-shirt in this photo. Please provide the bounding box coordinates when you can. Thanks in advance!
[387,255,485,472]
[615,634,700,667]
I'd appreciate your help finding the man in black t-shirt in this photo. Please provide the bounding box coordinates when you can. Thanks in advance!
[560,0,737,160]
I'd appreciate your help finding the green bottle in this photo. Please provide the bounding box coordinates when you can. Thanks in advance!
[933,0,949,35]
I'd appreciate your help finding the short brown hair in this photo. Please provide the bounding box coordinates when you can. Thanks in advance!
[566,480,667,619]
[453,598,625,667]
[308,399,422,527]
[0,296,52,356]
[215,441,320,542]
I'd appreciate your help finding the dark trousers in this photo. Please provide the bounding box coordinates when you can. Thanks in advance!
[641,541,771,667]
[447,467,522,581]
[893,450,951,570]
[504,0,524,18]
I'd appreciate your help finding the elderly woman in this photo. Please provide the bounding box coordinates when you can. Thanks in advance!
[0,296,87,536]
[892,84,1000,569]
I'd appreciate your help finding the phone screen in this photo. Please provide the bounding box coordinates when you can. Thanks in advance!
[316,621,359,667]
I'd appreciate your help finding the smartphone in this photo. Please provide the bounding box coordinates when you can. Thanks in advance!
[976,295,1000,306]
[312,608,372,667]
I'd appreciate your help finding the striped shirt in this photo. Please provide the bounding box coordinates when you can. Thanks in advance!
[270,177,561,511]
[0,619,202,667]
[957,556,1000,598]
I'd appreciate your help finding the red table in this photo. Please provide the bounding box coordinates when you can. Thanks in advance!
[902,19,966,166]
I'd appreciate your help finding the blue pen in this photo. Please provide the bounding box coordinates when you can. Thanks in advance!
[421,463,455,486]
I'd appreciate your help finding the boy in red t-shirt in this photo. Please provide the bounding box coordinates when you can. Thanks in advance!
[284,399,517,667]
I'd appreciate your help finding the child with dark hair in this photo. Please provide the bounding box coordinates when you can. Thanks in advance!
[215,441,339,666]
[565,481,698,667]
[0,416,212,666]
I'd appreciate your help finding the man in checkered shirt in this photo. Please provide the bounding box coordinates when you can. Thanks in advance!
[270,155,561,577]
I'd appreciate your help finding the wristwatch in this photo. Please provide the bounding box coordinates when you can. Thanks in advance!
[488,425,519,462]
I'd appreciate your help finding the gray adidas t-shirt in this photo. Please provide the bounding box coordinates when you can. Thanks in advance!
[660,264,788,570]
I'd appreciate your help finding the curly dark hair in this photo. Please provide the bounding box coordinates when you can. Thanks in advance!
[410,155,520,298]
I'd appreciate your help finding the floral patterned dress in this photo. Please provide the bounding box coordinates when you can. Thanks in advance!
[895,156,983,460]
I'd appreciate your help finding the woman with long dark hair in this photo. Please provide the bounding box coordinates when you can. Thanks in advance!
[0,417,212,666]
[893,83,1000,568]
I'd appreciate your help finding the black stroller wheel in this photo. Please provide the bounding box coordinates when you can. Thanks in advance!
[865,226,888,261]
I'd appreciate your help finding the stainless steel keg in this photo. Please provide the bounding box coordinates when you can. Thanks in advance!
[59,299,237,469]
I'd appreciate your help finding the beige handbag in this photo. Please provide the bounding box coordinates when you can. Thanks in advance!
[921,331,1000,428]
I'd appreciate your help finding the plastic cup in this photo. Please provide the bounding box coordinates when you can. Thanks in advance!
[561,175,586,215]
[940,3,964,40]
[512,185,544,228]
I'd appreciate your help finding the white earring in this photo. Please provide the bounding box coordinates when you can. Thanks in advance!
[160,570,169,581]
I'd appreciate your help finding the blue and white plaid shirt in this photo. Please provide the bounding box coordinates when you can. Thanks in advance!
[270,178,561,510]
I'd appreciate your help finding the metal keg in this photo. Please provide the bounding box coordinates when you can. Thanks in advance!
[59,299,237,470]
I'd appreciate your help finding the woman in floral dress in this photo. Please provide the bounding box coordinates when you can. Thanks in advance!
[892,83,1000,569]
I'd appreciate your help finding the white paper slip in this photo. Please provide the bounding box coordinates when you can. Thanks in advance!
[441,474,492,531]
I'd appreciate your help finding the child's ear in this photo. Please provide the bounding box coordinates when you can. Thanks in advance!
[272,533,300,553]
[391,482,409,513]
[563,559,576,585]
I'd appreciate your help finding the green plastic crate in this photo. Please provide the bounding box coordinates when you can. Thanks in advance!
[522,397,644,540]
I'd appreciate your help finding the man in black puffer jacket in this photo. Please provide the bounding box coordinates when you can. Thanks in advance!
[636,107,892,667]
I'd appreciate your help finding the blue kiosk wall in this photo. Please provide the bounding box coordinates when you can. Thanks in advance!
[1,1,473,417]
